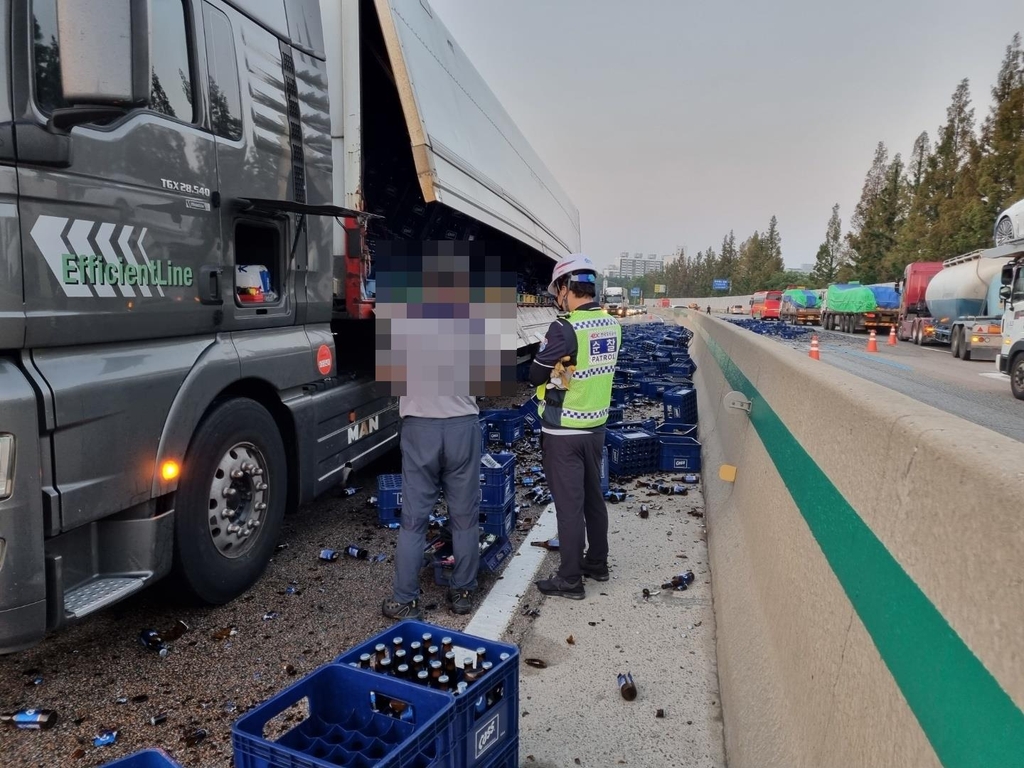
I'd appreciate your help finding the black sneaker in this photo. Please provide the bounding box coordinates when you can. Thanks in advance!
[535,574,585,600]
[382,598,422,620]
[581,558,609,582]
[447,589,474,615]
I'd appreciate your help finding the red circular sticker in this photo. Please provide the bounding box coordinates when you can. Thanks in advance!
[316,344,333,376]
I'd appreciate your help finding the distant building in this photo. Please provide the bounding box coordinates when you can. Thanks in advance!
[793,263,815,275]
[617,252,664,279]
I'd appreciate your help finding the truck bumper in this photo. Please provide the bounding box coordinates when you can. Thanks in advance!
[997,353,1008,373]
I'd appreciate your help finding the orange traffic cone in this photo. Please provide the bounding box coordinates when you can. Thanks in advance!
[887,326,897,346]
[867,329,879,353]
[809,334,820,360]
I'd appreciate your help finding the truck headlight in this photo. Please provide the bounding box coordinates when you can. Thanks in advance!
[0,435,13,500]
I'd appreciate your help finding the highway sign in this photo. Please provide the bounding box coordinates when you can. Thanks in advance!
[712,279,730,291]
[630,287,641,296]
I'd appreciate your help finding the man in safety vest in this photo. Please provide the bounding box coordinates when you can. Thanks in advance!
[529,254,621,599]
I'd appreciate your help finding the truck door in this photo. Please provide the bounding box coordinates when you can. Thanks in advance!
[14,0,224,531]
[201,1,301,332]
[17,0,222,347]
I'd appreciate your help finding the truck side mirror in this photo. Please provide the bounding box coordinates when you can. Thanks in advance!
[56,0,151,107]
[1001,266,1014,286]
[999,284,1012,302]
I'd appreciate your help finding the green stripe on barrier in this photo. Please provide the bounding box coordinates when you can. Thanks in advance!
[696,322,1024,767]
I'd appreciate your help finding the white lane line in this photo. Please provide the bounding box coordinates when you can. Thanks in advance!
[921,347,948,353]
[464,503,559,641]
[979,372,1009,380]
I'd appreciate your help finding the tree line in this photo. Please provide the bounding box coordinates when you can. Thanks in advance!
[612,33,1024,298]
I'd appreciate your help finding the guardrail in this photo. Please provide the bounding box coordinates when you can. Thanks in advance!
[656,307,1024,768]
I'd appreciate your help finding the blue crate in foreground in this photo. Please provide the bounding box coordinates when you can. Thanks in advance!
[232,664,455,768]
[479,410,524,445]
[335,620,520,768]
[99,750,183,768]
[659,435,702,472]
[664,387,698,424]
[480,453,516,509]
[432,536,513,588]
[518,398,541,431]
[478,738,518,768]
[480,501,515,540]
[377,474,403,527]
[656,422,699,439]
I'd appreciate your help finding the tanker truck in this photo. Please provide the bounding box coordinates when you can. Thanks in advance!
[895,262,943,342]
[820,282,900,334]
[905,250,1011,360]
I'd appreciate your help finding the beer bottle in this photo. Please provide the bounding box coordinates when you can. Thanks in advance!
[421,632,433,646]
[412,654,425,673]
[618,672,638,701]
[409,640,422,657]
[499,652,511,663]
[475,647,487,669]
[427,645,440,662]
[441,637,454,657]
[438,674,451,691]
[396,663,410,680]
[444,650,457,676]
[639,505,649,519]
[416,670,429,686]
[379,657,393,675]
[374,643,388,667]
[359,653,373,669]
[392,636,404,653]
[394,649,407,667]
[1,709,58,730]
[346,544,368,559]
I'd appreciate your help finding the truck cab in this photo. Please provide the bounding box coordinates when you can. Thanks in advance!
[0,0,578,653]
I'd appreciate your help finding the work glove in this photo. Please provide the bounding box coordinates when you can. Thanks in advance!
[548,355,576,391]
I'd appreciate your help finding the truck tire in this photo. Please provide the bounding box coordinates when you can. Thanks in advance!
[171,398,287,604]
[1012,355,1024,400]
[951,328,961,358]
[914,324,922,345]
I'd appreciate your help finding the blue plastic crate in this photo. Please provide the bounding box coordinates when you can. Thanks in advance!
[480,420,488,454]
[479,411,524,445]
[606,418,658,435]
[600,446,610,493]
[377,474,403,527]
[480,502,514,539]
[656,422,699,439]
[432,536,513,588]
[335,620,519,768]
[99,750,183,768]
[669,360,696,377]
[659,435,702,472]
[606,430,659,477]
[518,399,541,432]
[478,738,518,768]
[232,664,456,768]
[607,406,624,424]
[664,387,698,424]
[479,453,515,509]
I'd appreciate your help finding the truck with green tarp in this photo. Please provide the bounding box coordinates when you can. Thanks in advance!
[820,282,901,334]
[779,288,821,326]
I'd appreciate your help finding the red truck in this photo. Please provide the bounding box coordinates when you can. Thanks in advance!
[895,262,943,342]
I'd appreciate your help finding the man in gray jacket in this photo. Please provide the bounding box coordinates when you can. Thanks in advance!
[383,395,481,619]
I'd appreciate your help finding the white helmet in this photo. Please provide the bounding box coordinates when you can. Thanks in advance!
[547,253,599,296]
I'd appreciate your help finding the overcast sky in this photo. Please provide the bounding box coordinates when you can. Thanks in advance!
[428,0,1023,270]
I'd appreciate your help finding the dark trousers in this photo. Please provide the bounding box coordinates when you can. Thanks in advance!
[541,429,609,581]
[393,415,481,602]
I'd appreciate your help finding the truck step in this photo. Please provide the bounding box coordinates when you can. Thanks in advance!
[64,576,148,619]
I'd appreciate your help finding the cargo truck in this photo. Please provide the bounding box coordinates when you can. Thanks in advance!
[779,288,820,325]
[0,0,578,653]
[991,242,1024,396]
[605,286,625,315]
[901,251,1012,360]
[820,282,900,333]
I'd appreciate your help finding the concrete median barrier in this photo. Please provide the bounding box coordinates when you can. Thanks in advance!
[654,307,1024,768]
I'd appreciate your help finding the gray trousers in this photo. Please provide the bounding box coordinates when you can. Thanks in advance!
[541,429,609,581]
[393,415,481,602]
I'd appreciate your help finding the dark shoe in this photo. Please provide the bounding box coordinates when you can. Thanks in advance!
[535,574,585,600]
[581,558,609,582]
[382,598,422,620]
[447,588,474,615]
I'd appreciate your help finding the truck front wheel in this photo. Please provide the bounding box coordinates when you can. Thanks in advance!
[1012,355,1024,400]
[171,398,287,604]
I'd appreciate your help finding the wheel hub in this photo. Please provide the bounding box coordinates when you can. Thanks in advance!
[207,443,269,558]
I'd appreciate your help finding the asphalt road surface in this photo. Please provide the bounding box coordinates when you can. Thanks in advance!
[728,320,1024,443]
